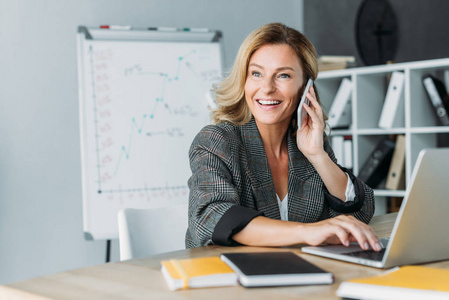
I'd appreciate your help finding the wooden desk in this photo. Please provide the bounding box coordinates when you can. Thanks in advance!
[1,213,448,300]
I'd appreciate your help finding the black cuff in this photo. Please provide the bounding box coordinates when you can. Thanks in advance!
[324,166,365,213]
[212,206,263,246]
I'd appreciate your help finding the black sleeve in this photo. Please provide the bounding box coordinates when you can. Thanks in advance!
[323,166,365,213]
[212,206,263,246]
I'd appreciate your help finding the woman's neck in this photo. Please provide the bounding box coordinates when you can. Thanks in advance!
[255,121,289,159]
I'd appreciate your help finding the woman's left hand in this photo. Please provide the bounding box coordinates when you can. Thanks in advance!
[296,86,326,159]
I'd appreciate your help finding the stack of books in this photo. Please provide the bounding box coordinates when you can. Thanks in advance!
[318,55,356,72]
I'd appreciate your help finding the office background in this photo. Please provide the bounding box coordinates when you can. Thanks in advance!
[304,0,449,64]
[0,0,303,285]
[1,0,449,285]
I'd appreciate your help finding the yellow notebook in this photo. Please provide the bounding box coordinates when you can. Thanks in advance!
[337,266,449,300]
[161,256,238,290]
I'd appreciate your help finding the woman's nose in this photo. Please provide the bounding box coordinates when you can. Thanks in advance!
[262,77,276,93]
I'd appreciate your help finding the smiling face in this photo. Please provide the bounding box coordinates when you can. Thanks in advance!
[245,44,305,129]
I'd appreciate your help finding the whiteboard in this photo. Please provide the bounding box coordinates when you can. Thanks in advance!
[77,27,224,240]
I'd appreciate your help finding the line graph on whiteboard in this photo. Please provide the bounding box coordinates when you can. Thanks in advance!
[81,41,222,206]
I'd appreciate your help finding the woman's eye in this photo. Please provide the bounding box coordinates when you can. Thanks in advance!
[279,73,291,79]
[251,71,261,77]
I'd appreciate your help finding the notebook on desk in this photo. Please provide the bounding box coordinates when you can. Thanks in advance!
[302,148,449,268]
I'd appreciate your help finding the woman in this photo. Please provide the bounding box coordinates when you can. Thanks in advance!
[186,23,381,252]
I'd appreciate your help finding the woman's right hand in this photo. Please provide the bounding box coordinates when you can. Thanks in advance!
[300,215,383,251]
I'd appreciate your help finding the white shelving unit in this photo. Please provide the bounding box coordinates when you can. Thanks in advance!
[317,58,449,214]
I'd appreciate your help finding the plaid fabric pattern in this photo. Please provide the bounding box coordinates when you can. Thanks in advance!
[186,118,375,248]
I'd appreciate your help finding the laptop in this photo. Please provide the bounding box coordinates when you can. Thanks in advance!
[302,148,449,268]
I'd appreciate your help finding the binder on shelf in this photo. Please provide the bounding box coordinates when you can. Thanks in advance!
[389,197,403,213]
[343,136,353,171]
[385,135,406,190]
[422,75,449,126]
[328,78,352,129]
[378,71,405,129]
[358,138,396,188]
[331,136,344,165]
[444,69,449,92]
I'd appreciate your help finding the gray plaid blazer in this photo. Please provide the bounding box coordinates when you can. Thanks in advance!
[186,118,374,248]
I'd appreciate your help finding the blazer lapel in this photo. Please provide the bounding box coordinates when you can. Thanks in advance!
[286,131,320,222]
[240,120,324,222]
[240,119,280,219]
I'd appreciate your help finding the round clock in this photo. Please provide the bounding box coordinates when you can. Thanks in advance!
[355,0,398,66]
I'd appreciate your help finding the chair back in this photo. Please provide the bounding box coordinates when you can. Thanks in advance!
[118,204,188,260]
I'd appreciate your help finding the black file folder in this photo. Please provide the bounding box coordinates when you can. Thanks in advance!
[423,75,449,126]
[358,138,396,188]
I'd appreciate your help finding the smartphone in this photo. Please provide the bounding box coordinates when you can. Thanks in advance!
[297,78,314,129]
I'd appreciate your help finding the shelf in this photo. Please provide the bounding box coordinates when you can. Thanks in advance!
[329,129,353,136]
[317,57,449,78]
[409,126,449,133]
[373,190,406,197]
[356,128,407,135]
[350,127,449,135]
[318,58,449,213]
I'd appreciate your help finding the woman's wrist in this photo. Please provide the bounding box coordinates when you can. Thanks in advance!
[293,222,309,245]
[304,150,329,166]
[308,151,349,202]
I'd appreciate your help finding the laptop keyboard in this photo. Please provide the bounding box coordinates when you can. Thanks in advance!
[342,248,386,261]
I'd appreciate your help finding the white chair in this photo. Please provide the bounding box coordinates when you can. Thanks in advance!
[118,204,188,261]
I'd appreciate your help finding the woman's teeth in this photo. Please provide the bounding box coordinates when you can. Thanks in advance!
[257,100,281,105]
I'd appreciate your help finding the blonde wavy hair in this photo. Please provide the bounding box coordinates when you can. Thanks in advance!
[212,23,325,130]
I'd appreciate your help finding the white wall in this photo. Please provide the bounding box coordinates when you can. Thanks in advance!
[0,0,303,284]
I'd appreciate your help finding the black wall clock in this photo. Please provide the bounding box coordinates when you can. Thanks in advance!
[355,0,398,66]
